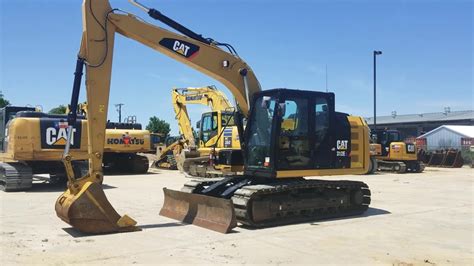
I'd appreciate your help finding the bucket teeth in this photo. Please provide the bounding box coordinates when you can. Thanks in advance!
[160,188,237,233]
[55,181,140,234]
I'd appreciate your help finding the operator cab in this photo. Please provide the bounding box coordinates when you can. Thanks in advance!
[373,129,402,156]
[199,111,235,146]
[244,89,352,178]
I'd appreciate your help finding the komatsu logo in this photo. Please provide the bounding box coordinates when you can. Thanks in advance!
[159,38,200,59]
[40,119,82,149]
[185,95,203,101]
[107,133,144,146]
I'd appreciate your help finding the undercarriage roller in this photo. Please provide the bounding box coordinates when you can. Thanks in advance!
[55,181,140,234]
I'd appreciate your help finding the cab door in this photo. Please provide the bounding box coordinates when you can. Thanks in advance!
[199,112,218,147]
[312,95,334,169]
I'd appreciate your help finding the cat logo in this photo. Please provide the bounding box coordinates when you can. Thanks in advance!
[40,119,82,149]
[159,38,200,59]
[46,127,76,146]
[336,140,349,150]
[173,41,190,56]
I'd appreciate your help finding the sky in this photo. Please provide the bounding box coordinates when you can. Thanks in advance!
[1,0,472,135]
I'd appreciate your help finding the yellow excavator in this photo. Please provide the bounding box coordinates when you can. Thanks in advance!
[55,0,371,234]
[170,86,243,177]
[369,129,424,173]
[0,105,89,191]
[0,102,151,191]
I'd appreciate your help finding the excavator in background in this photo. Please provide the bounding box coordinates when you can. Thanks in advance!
[170,86,243,177]
[154,85,242,176]
[0,106,89,191]
[369,129,424,173]
[154,135,181,170]
[0,101,151,191]
[55,0,371,234]
[68,102,151,174]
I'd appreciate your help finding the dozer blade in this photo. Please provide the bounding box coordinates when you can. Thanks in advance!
[55,181,141,234]
[160,188,237,233]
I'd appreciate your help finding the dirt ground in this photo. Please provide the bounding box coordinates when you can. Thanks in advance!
[1,167,472,265]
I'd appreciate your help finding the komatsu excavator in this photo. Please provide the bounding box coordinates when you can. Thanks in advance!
[68,102,151,174]
[155,86,236,172]
[169,86,243,177]
[55,0,371,234]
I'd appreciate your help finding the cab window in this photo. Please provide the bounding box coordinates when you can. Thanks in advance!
[277,98,311,170]
[200,112,218,143]
[314,98,329,150]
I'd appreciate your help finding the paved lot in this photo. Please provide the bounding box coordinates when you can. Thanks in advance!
[1,167,472,265]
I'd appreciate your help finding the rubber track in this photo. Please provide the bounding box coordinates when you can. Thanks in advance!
[182,179,371,228]
[0,162,33,191]
[377,161,407,173]
[232,180,371,227]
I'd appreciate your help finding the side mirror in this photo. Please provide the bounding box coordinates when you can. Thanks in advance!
[196,120,200,129]
[261,96,271,109]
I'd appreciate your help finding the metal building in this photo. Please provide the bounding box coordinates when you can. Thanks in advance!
[416,125,474,151]
[366,109,473,139]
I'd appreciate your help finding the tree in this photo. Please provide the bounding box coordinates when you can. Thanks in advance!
[0,91,10,108]
[146,116,171,136]
[48,105,67,114]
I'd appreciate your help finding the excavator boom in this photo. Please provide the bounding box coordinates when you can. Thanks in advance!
[56,0,260,234]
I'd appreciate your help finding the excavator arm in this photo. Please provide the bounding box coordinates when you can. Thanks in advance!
[56,0,260,234]
[173,86,233,111]
[80,0,259,181]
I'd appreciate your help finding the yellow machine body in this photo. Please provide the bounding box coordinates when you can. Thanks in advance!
[1,116,152,161]
[1,117,89,162]
[381,142,417,161]
[103,128,151,153]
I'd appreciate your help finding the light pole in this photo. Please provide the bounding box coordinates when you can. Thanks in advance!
[373,50,382,133]
[115,103,124,123]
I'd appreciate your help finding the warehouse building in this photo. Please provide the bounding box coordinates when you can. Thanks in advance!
[366,109,474,140]
[415,125,474,151]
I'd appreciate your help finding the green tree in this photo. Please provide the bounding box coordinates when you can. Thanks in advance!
[0,91,10,108]
[48,105,67,114]
[146,116,171,136]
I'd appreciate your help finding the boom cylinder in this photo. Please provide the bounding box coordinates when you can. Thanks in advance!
[147,9,212,45]
[68,57,85,126]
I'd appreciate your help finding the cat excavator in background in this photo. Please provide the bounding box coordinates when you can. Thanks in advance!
[0,106,89,191]
[369,129,424,173]
[0,100,151,191]
[55,0,371,234]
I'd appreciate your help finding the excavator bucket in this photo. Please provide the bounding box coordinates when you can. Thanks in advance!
[55,181,140,234]
[160,188,237,233]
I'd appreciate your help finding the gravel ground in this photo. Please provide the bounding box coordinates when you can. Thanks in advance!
[1,167,472,265]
